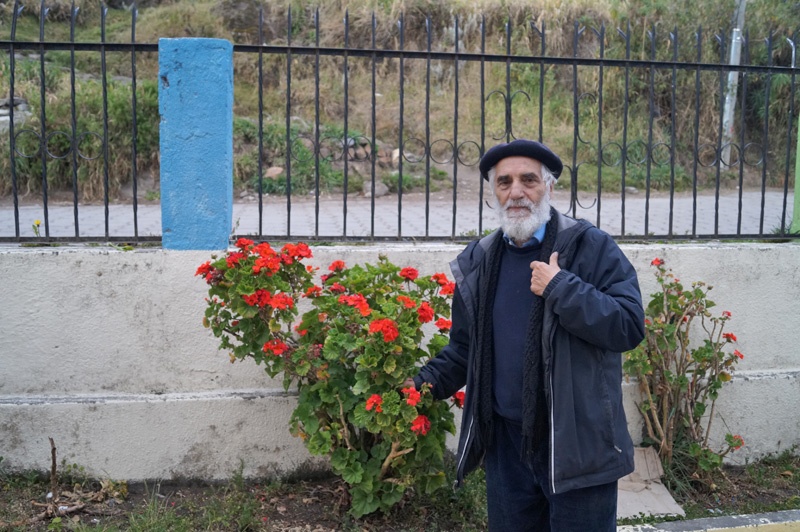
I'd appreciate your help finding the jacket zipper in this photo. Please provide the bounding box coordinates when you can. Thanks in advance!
[455,415,475,485]
[549,369,556,494]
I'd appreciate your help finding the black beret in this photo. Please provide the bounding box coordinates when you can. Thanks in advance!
[478,139,563,180]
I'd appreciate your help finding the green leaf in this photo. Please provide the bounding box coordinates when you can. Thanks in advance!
[693,402,707,419]
[383,357,397,374]
[342,462,364,485]
[350,487,380,517]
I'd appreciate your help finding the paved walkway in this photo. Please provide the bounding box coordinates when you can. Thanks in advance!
[1,188,795,240]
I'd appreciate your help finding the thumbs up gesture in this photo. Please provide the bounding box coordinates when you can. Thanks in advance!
[530,252,561,296]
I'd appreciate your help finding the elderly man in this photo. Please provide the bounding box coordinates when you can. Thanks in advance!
[411,139,645,531]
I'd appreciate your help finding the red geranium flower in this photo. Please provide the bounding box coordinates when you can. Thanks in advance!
[226,252,247,268]
[417,302,434,323]
[195,261,213,277]
[281,242,312,260]
[235,238,254,250]
[329,260,346,272]
[397,295,416,309]
[253,242,276,257]
[401,386,421,407]
[729,434,745,450]
[451,391,465,408]
[338,294,371,316]
[440,282,455,296]
[723,332,738,342]
[435,318,452,331]
[330,283,346,293]
[651,257,664,266]
[366,394,383,413]
[734,349,744,360]
[243,289,272,308]
[410,415,431,436]
[262,339,288,356]
[399,267,419,281]
[431,272,449,286]
[369,318,399,342]
[722,310,732,318]
[305,285,322,298]
[270,293,295,310]
[253,254,281,275]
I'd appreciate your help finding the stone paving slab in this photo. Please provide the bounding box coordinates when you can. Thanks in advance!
[1,189,795,240]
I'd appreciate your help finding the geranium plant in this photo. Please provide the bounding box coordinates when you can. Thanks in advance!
[197,239,461,516]
[624,258,745,485]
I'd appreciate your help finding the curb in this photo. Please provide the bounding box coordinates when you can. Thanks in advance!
[618,510,800,531]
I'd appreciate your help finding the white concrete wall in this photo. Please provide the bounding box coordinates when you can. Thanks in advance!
[0,243,798,480]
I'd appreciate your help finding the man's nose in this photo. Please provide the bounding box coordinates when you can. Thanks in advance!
[509,179,525,198]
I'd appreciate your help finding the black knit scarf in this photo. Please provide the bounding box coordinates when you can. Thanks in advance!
[476,209,559,464]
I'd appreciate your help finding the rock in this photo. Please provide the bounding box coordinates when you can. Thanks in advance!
[625,186,639,195]
[266,166,284,179]
[363,180,390,198]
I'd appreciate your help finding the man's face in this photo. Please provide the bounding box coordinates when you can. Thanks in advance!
[493,156,551,211]
[492,156,554,243]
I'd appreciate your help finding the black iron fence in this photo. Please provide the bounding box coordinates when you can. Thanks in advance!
[1,2,798,243]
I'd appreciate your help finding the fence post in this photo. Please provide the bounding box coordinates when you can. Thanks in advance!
[794,112,800,233]
[158,38,233,250]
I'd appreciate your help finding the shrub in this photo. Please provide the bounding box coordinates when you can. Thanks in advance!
[624,258,745,489]
[197,241,461,517]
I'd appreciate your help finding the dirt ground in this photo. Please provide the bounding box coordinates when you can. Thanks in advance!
[2,452,800,531]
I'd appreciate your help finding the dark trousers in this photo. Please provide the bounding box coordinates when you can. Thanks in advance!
[485,416,618,532]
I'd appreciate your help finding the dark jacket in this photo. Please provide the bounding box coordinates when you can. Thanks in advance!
[414,210,645,494]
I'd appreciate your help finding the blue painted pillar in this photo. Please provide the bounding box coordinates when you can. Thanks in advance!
[159,38,233,250]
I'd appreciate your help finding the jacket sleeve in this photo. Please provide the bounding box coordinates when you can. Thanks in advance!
[413,285,470,401]
[542,229,645,353]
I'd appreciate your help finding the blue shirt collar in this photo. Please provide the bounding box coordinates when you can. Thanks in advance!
[503,223,546,248]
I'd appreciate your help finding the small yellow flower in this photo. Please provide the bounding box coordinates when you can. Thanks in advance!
[33,219,41,226]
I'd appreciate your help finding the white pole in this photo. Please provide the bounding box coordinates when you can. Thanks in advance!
[721,0,748,167]
[721,29,743,167]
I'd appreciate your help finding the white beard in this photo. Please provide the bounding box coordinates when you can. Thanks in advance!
[493,188,552,244]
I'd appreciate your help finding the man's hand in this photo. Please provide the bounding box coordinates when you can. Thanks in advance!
[530,252,560,296]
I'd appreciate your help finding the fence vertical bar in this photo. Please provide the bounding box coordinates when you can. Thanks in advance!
[8,1,22,239]
[285,8,293,237]
[537,21,546,142]
[478,16,486,235]
[342,10,350,237]
[424,17,431,237]
[570,22,582,218]
[619,22,631,237]
[314,9,321,237]
[370,12,377,238]
[451,16,459,239]
[69,2,80,237]
[257,8,264,237]
[505,20,512,142]
[100,5,110,239]
[37,0,50,237]
[713,32,727,236]
[397,15,405,238]
[595,25,605,230]
[130,5,139,239]
[668,28,678,237]
[736,32,751,235]
[782,33,797,235]
[759,32,774,235]
[691,28,702,238]
[645,26,656,237]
